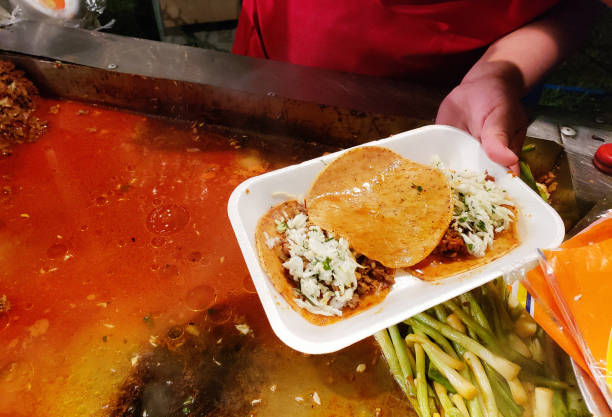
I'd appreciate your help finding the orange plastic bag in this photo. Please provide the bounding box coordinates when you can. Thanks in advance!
[528,212,612,409]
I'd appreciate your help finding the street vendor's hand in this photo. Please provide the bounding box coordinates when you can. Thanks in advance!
[436,0,598,175]
[436,69,527,174]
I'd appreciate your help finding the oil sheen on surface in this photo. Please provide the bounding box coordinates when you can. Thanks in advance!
[0,99,415,417]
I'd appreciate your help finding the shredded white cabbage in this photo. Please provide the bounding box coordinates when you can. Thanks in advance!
[275,213,359,316]
[263,231,280,249]
[433,157,515,257]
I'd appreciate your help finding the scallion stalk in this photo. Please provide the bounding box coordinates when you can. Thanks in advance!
[406,334,464,370]
[534,387,554,417]
[416,343,432,417]
[464,351,499,417]
[375,330,412,396]
[389,325,414,382]
[461,292,492,331]
[408,318,459,359]
[414,313,521,381]
[413,336,477,399]
[451,393,471,417]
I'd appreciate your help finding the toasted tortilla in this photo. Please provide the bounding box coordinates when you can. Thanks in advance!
[306,146,453,268]
[255,200,390,326]
[409,216,520,281]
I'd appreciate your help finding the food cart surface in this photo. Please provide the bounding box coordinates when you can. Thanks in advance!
[1,20,610,417]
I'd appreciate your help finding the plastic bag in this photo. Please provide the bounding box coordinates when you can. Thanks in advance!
[1,0,107,29]
[537,211,612,409]
[517,210,612,414]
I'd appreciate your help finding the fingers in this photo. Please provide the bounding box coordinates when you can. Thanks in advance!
[436,84,528,173]
[435,94,469,132]
[480,104,527,169]
[481,128,519,167]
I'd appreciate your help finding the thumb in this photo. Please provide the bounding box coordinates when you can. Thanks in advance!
[480,106,520,168]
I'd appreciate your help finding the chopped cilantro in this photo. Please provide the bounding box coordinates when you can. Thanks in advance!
[459,217,467,223]
[477,220,486,231]
[325,237,335,242]
[411,183,423,193]
[322,257,331,271]
[276,221,288,233]
[467,243,474,251]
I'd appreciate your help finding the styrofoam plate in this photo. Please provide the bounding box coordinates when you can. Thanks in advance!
[227,125,565,354]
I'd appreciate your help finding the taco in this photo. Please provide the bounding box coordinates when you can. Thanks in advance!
[254,146,454,324]
[254,146,519,323]
[306,147,454,268]
[255,200,395,325]
[410,158,519,280]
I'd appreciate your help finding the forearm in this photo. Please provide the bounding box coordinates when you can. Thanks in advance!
[463,0,600,96]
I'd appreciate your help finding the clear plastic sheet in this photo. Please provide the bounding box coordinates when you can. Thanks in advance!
[531,210,612,413]
[1,0,107,29]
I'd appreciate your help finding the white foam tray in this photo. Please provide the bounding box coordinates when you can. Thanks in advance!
[228,125,565,354]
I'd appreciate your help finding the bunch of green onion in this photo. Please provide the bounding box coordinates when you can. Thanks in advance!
[376,278,591,417]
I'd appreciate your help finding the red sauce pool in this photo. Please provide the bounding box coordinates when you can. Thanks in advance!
[0,99,412,417]
[0,99,276,414]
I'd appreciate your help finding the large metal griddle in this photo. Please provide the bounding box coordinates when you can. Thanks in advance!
[1,18,611,416]
[2,21,609,211]
[0,20,446,148]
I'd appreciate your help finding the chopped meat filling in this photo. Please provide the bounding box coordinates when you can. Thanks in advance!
[274,212,395,312]
[434,224,468,258]
[346,256,395,309]
[433,172,495,259]
[0,61,47,156]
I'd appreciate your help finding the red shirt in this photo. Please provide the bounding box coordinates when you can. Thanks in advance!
[233,0,559,83]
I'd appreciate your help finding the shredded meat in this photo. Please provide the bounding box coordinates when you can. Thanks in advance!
[434,225,468,258]
[0,61,47,156]
[353,255,395,301]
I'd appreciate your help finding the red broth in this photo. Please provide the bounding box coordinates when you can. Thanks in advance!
[0,99,415,417]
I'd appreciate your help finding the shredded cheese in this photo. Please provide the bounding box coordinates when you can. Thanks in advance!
[433,157,515,257]
[275,213,359,316]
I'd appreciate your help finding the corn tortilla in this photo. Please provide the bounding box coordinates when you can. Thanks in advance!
[306,146,453,268]
[409,214,520,280]
[254,200,390,326]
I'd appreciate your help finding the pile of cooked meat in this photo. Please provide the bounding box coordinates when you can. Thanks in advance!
[274,222,395,310]
[0,61,46,156]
